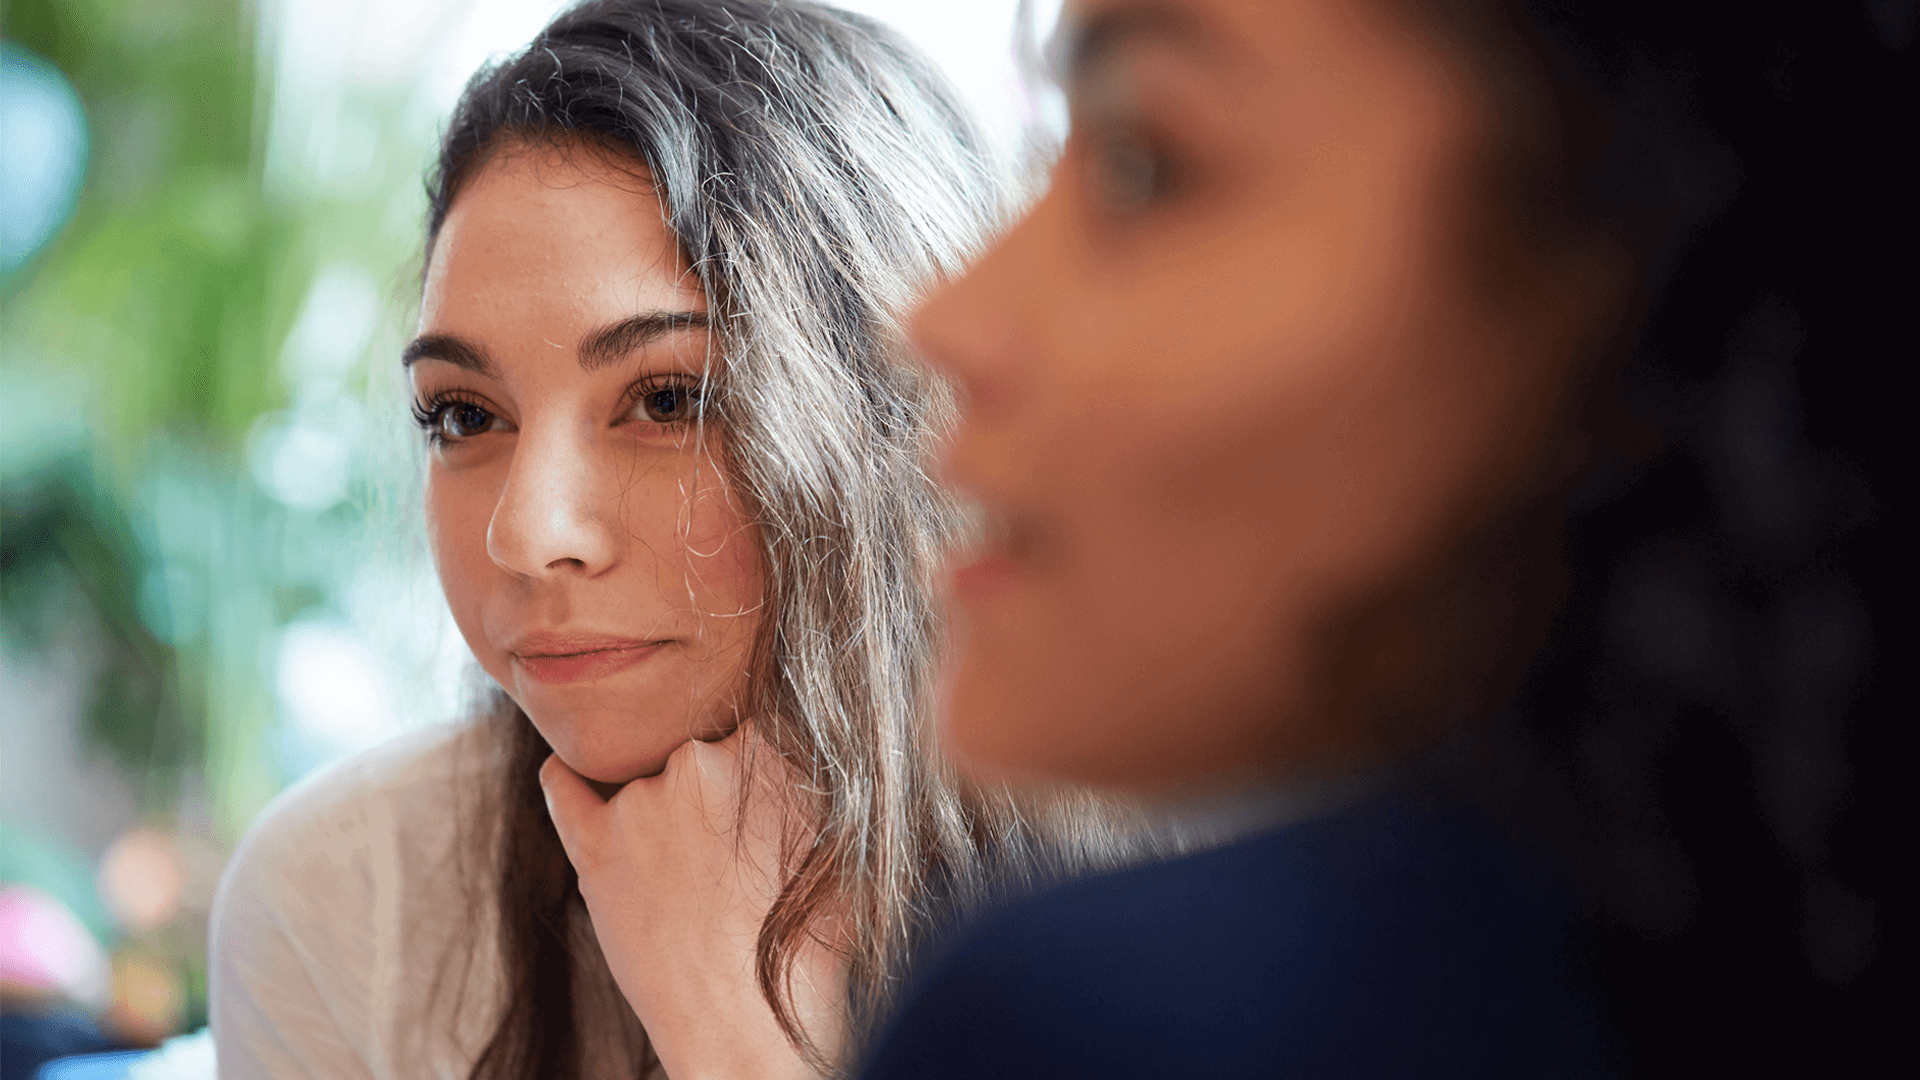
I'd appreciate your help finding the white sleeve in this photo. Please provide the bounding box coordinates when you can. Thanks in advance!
[209,765,382,1080]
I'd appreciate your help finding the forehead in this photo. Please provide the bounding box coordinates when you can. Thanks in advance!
[1060,0,1421,79]
[421,143,703,329]
[1060,0,1267,66]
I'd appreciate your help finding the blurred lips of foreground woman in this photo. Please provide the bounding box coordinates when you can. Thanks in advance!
[919,0,1632,791]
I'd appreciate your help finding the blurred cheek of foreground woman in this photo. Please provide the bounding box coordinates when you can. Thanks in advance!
[864,0,1905,1076]
[208,3,1169,1079]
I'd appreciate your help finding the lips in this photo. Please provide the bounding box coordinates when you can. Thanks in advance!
[951,549,1021,598]
[510,633,667,685]
[949,510,1044,599]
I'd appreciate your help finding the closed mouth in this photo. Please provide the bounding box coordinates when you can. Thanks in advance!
[509,636,670,685]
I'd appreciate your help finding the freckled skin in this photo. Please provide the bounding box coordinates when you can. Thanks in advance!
[916,0,1630,790]
[417,145,762,784]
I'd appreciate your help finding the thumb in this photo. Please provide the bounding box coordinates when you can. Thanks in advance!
[539,753,609,871]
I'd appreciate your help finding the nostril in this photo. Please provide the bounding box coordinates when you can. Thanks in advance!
[482,436,625,578]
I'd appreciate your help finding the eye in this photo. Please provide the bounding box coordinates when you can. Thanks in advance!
[1085,126,1185,214]
[440,401,497,438]
[411,395,505,445]
[629,378,705,424]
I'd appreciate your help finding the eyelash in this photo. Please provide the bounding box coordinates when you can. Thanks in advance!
[408,375,709,448]
[619,373,708,426]
[410,389,495,447]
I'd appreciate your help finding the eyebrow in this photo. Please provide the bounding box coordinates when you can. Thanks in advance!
[576,310,710,371]
[1061,1,1211,86]
[401,310,711,376]
[401,333,497,377]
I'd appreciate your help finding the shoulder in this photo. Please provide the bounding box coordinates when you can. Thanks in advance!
[210,721,498,995]
[927,795,1565,971]
[217,721,490,905]
[865,795,1613,1080]
[210,722,501,1077]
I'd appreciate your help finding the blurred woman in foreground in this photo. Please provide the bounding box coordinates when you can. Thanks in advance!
[861,0,1901,1075]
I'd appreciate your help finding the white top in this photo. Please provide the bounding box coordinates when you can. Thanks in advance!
[209,722,653,1079]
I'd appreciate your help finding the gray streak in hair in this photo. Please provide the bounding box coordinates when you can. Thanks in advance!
[424,3,1164,1077]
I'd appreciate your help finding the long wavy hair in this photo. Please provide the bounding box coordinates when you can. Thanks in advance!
[421,3,1155,1077]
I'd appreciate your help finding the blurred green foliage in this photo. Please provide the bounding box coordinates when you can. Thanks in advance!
[4,0,288,827]
[4,0,301,445]
[0,451,193,779]
[4,0,449,1040]
[3,0,438,842]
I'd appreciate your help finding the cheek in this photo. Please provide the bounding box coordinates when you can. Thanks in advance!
[629,453,764,644]
[424,466,502,645]
[948,439,1320,787]
[948,224,1524,785]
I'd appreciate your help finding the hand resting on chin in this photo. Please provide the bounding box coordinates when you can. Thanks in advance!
[541,724,846,1080]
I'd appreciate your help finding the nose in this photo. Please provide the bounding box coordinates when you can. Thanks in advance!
[910,219,1039,423]
[486,423,621,579]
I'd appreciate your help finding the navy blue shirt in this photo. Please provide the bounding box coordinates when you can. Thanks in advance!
[863,794,1615,1079]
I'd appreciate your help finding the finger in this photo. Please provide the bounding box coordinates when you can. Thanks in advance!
[702,723,799,835]
[703,716,753,747]
[662,737,735,823]
[696,719,766,776]
[667,728,757,783]
[662,734,710,771]
[725,720,796,798]
[539,753,609,869]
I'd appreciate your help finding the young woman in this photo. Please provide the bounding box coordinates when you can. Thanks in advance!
[837,0,1895,1076]
[209,3,1157,1078]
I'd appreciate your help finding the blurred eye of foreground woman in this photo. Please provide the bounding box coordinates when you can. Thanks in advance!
[209,3,1162,1078]
[865,0,1901,1076]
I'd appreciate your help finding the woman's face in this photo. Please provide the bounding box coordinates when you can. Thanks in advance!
[916,0,1627,790]
[415,144,762,785]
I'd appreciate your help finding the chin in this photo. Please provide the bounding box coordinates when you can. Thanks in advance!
[522,701,685,785]
[942,660,1096,786]
[573,752,674,786]
[566,746,677,785]
[943,646,1296,793]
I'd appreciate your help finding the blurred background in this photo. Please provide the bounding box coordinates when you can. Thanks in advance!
[0,0,1060,1071]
